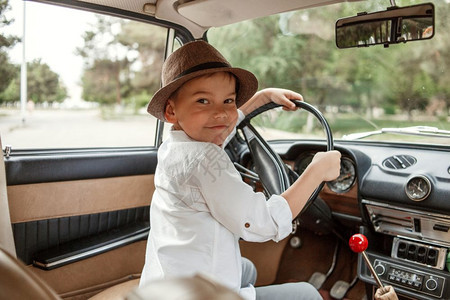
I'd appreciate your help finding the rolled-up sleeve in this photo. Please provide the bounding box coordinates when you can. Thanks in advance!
[189,143,293,242]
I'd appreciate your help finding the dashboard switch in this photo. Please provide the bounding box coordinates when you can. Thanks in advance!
[414,218,421,232]
[433,224,449,232]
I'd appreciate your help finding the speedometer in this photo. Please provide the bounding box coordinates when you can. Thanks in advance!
[327,157,356,193]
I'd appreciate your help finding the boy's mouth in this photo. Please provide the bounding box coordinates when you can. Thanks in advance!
[207,125,229,130]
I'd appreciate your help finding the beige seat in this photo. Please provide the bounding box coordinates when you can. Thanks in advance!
[0,248,241,300]
[0,247,61,300]
[127,274,243,300]
[0,244,135,300]
[89,279,140,300]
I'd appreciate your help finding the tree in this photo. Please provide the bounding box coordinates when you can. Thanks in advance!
[209,0,449,121]
[2,59,67,104]
[117,21,166,93]
[77,16,131,105]
[0,0,20,102]
[81,58,128,104]
[426,1,450,115]
[26,59,67,104]
[77,16,166,106]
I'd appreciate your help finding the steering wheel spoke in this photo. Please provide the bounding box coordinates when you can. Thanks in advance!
[239,123,291,195]
[233,162,260,181]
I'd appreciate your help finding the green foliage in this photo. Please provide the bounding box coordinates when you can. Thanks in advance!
[0,0,20,98]
[1,1,66,105]
[26,59,68,103]
[0,77,19,102]
[77,16,166,108]
[0,51,15,97]
[123,91,152,113]
[81,59,124,104]
[1,59,67,104]
[208,0,449,123]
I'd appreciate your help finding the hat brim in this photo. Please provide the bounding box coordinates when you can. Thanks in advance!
[147,67,258,121]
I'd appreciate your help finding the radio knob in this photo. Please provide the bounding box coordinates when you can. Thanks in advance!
[374,264,386,276]
[425,278,438,291]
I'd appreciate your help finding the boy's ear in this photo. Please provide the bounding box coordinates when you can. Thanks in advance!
[164,100,177,123]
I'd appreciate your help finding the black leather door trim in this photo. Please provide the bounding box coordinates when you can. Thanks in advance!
[13,206,150,265]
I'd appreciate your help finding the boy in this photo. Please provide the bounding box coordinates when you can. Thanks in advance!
[141,40,341,300]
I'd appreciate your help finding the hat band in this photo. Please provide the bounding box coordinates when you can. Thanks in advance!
[174,62,230,80]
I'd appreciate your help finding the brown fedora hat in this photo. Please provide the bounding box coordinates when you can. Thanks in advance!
[147,40,258,121]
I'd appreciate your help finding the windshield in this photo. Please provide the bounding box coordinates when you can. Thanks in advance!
[207,0,450,146]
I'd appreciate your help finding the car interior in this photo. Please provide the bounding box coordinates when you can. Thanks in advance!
[0,0,449,299]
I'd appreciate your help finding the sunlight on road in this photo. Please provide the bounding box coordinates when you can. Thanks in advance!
[0,108,157,149]
[0,108,314,150]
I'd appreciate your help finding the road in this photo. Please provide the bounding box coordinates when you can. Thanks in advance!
[0,108,158,149]
[0,108,306,150]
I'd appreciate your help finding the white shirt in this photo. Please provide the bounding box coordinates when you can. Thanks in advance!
[140,111,293,300]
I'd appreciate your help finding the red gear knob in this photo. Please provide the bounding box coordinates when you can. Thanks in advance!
[349,233,368,253]
[349,233,384,288]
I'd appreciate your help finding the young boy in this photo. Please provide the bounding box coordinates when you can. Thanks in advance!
[140,40,341,300]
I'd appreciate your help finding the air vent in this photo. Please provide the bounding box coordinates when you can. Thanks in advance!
[383,155,417,169]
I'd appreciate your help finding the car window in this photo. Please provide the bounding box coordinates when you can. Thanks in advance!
[1,1,167,149]
[207,0,450,146]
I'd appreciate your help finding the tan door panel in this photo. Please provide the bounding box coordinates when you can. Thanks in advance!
[8,175,154,223]
[29,240,146,299]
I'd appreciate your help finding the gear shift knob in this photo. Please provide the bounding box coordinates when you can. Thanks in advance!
[349,234,384,288]
[349,233,369,253]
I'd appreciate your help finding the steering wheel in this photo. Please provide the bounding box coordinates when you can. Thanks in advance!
[236,100,333,217]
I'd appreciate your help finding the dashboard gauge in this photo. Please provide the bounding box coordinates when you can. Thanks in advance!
[405,175,431,201]
[327,157,356,193]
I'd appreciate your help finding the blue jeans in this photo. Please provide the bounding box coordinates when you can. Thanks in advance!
[241,257,322,300]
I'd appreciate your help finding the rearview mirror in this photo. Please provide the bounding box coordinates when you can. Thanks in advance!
[335,3,434,48]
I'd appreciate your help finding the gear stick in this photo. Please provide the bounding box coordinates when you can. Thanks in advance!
[349,233,384,288]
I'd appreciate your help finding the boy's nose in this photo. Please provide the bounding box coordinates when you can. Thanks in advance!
[214,107,228,118]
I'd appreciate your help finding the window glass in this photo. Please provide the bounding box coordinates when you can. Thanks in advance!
[207,0,450,146]
[1,1,166,149]
[162,39,183,140]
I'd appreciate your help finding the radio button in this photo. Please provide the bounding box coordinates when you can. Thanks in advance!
[413,281,422,289]
[425,278,438,291]
[375,264,386,276]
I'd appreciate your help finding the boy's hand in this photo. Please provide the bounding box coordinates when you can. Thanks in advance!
[282,150,341,217]
[375,286,399,300]
[261,88,302,111]
[240,88,303,116]
[310,151,341,182]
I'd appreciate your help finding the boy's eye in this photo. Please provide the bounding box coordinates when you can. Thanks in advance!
[224,98,235,104]
[197,98,209,104]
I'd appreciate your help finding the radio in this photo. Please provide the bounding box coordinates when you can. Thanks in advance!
[373,259,446,298]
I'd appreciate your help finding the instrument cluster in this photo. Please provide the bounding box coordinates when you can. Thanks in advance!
[294,152,356,193]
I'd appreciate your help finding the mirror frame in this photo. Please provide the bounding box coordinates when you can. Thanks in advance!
[335,3,435,49]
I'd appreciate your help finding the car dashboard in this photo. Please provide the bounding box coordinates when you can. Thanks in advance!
[238,139,450,299]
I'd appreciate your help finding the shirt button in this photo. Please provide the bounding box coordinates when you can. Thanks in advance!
[245,222,250,228]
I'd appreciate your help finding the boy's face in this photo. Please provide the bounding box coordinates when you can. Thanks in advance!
[165,72,239,146]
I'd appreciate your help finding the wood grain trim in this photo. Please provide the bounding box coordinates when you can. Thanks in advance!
[320,181,360,217]
[8,175,154,223]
